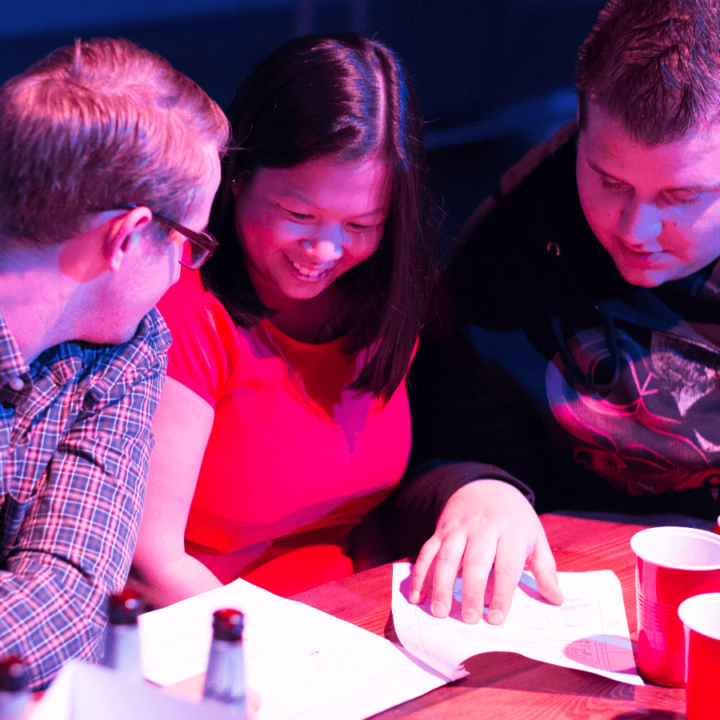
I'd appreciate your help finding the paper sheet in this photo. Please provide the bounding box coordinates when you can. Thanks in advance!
[33,661,242,720]
[392,563,643,686]
[139,577,447,720]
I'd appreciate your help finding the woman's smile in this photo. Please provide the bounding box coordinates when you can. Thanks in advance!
[289,256,337,280]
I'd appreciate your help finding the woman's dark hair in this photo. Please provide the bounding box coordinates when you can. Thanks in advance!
[203,33,437,400]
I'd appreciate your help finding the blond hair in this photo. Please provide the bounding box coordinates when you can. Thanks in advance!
[0,37,230,244]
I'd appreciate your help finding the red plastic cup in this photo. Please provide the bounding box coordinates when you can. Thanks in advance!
[712,515,720,536]
[678,593,720,720]
[630,527,720,687]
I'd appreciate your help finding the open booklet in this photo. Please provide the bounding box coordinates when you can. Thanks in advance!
[392,563,643,686]
[139,563,641,720]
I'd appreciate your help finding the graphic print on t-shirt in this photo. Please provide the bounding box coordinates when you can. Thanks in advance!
[546,327,720,498]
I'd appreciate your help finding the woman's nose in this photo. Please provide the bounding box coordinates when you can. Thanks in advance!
[302,225,345,261]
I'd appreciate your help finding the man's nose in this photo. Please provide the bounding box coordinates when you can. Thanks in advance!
[618,198,663,248]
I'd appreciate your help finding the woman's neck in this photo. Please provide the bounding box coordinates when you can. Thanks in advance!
[265,285,350,344]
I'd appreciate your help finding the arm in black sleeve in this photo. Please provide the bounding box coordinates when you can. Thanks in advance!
[385,460,534,559]
[384,280,552,558]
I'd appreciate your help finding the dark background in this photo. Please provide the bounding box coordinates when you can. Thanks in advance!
[1,0,606,245]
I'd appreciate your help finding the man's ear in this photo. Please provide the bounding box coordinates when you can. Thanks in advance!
[104,206,153,273]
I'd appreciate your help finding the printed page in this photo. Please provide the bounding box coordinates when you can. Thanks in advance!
[392,563,643,686]
[33,661,242,720]
[139,577,448,720]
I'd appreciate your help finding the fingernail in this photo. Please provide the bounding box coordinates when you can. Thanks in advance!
[431,601,447,617]
[463,608,480,624]
[487,609,504,625]
[409,590,420,604]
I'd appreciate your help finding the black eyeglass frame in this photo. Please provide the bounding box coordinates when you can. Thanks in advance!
[116,203,219,270]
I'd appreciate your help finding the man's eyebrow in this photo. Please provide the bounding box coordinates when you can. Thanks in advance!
[588,159,621,180]
[665,183,720,193]
[588,159,720,193]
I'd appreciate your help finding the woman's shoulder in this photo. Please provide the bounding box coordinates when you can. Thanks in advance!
[159,269,220,320]
[157,270,258,403]
[159,270,242,344]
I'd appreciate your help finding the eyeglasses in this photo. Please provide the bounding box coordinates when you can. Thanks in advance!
[116,203,219,270]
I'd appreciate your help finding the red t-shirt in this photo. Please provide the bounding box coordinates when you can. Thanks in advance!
[157,270,412,596]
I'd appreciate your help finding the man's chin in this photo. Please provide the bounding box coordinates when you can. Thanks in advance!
[622,273,662,288]
[77,324,139,348]
[615,262,670,288]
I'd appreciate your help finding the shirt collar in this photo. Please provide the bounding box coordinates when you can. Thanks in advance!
[0,311,30,389]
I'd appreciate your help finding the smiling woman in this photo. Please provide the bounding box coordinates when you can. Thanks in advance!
[233,155,390,340]
[129,34,438,605]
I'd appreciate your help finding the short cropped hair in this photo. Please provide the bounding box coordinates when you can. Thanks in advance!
[204,34,438,400]
[0,38,230,244]
[576,0,720,144]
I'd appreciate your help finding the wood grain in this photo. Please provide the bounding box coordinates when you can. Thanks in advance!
[292,514,687,719]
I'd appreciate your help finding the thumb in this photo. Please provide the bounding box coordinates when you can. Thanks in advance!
[528,529,564,606]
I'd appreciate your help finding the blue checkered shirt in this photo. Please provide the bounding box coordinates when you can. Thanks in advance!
[0,308,171,690]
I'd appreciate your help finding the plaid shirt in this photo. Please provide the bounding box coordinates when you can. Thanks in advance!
[0,308,171,690]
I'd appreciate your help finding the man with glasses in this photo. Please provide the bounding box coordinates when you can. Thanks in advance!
[0,38,228,688]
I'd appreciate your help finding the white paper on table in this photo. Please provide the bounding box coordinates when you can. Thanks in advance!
[392,563,643,686]
[33,661,242,720]
[139,577,449,720]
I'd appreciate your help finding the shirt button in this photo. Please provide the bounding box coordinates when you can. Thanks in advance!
[8,377,24,391]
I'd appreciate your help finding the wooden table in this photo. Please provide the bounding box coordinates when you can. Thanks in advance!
[292,514,686,719]
[23,514,687,718]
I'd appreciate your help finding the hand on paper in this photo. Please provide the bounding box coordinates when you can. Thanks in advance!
[408,480,564,624]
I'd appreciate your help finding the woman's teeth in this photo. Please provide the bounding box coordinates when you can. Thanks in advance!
[292,260,334,278]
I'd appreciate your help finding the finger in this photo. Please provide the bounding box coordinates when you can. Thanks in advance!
[429,532,467,619]
[528,528,564,606]
[409,535,443,604]
[459,537,496,624]
[486,535,526,625]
